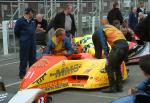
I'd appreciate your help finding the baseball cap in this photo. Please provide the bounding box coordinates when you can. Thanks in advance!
[24,8,34,14]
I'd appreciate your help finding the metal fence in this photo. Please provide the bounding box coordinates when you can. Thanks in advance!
[0,0,149,56]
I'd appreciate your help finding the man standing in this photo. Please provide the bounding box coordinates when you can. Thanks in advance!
[14,8,36,79]
[35,14,48,45]
[92,19,128,93]
[53,4,76,38]
[137,2,146,15]
[107,2,123,28]
[135,14,150,41]
[128,7,138,30]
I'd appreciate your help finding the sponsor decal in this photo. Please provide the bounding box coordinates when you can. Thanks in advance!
[45,82,69,91]
[94,76,108,82]
[100,68,106,73]
[32,59,49,68]
[72,83,84,87]
[38,80,69,91]
[50,64,81,78]
[34,78,69,92]
[62,60,65,67]
[98,82,108,86]
[25,71,35,79]
[32,73,47,84]
[36,94,47,103]
[83,69,92,74]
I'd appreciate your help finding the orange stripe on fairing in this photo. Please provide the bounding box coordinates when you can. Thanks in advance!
[19,55,67,89]
[31,76,87,90]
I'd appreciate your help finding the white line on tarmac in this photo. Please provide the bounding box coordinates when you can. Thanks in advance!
[0,57,18,62]
[0,61,19,68]
[5,81,20,88]
[63,92,121,99]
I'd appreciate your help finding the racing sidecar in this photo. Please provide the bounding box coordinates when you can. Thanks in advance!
[19,53,127,93]
[127,41,150,64]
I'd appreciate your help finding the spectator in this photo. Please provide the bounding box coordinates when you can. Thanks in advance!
[121,24,135,42]
[128,56,150,95]
[45,28,73,56]
[53,4,76,38]
[128,7,138,30]
[134,15,150,41]
[107,2,123,28]
[137,2,146,15]
[35,14,48,45]
[110,56,150,103]
[138,12,145,23]
[14,8,36,79]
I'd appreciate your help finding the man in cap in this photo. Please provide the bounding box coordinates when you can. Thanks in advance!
[14,8,36,79]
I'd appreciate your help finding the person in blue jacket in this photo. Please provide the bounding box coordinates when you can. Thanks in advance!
[128,7,138,30]
[14,8,36,79]
[45,28,73,56]
[111,55,150,103]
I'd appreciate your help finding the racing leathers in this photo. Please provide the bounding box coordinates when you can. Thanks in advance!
[45,36,73,56]
[92,24,129,93]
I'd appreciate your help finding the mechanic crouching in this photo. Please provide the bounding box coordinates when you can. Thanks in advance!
[45,28,73,56]
[92,19,129,93]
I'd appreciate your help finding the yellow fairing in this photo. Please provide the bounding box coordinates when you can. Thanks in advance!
[74,34,111,57]
[74,37,83,43]
[74,35,95,55]
[27,58,127,93]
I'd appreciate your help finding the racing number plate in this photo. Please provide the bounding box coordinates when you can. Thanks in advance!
[36,94,47,103]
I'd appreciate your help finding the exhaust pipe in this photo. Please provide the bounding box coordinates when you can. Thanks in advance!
[0,76,6,91]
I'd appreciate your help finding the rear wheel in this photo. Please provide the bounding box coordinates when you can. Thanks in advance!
[47,95,53,103]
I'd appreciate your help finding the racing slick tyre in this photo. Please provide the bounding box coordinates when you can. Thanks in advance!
[47,95,53,103]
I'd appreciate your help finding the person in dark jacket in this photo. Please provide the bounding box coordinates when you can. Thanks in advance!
[128,7,138,30]
[134,15,150,41]
[137,2,146,15]
[35,14,48,45]
[53,4,76,38]
[14,8,36,79]
[107,2,123,28]
[35,14,48,33]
